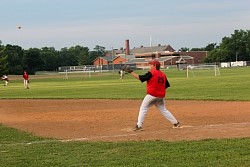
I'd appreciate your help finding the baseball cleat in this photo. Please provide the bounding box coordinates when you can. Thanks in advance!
[133,125,143,131]
[172,122,182,128]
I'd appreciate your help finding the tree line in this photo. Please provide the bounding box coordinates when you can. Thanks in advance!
[0,43,105,75]
[179,29,250,63]
[0,29,250,76]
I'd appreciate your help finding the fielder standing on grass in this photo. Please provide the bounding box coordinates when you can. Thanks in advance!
[119,69,125,81]
[123,60,181,131]
[23,70,29,89]
[1,75,9,86]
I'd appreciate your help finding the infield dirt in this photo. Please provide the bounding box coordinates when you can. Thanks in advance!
[0,99,250,142]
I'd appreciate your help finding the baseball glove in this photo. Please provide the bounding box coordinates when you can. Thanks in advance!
[122,65,133,73]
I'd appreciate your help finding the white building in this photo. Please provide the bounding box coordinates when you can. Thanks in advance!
[230,61,247,67]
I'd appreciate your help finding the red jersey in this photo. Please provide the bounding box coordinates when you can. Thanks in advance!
[23,73,29,80]
[146,69,167,98]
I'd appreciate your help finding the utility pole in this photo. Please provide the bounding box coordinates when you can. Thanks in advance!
[112,47,115,74]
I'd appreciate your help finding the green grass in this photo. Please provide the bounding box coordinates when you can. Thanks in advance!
[1,67,250,100]
[1,67,250,166]
[1,125,249,167]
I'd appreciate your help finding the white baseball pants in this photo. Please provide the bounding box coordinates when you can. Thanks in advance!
[24,80,29,88]
[136,94,178,127]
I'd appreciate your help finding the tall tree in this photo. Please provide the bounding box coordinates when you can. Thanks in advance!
[88,50,99,64]
[221,29,250,61]
[4,44,24,74]
[204,29,250,63]
[68,45,89,65]
[58,47,78,67]
[0,44,8,76]
[204,49,230,63]
[40,47,59,71]
[94,45,105,57]
[23,48,44,74]
[205,43,217,52]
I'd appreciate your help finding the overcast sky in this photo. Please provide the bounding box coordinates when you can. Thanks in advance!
[1,0,250,51]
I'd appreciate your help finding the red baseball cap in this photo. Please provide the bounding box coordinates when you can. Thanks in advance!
[149,60,160,67]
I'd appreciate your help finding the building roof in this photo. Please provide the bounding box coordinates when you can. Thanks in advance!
[126,58,146,63]
[126,56,194,64]
[92,55,117,63]
[130,45,173,54]
[118,54,135,60]
[179,55,194,60]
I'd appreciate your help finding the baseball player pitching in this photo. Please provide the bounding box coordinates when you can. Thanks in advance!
[123,60,181,131]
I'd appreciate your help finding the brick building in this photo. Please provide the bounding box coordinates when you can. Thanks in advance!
[92,39,208,69]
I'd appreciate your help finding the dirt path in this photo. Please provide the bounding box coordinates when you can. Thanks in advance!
[0,99,250,142]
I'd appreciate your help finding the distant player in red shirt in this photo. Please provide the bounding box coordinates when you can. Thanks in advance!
[127,60,181,131]
[23,70,29,89]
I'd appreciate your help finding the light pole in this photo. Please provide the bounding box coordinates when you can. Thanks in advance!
[112,47,115,74]
[171,53,173,68]
[235,52,238,62]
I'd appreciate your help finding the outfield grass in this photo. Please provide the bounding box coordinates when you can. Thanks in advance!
[0,67,250,166]
[1,67,250,100]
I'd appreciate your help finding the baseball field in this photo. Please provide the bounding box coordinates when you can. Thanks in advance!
[0,67,250,166]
